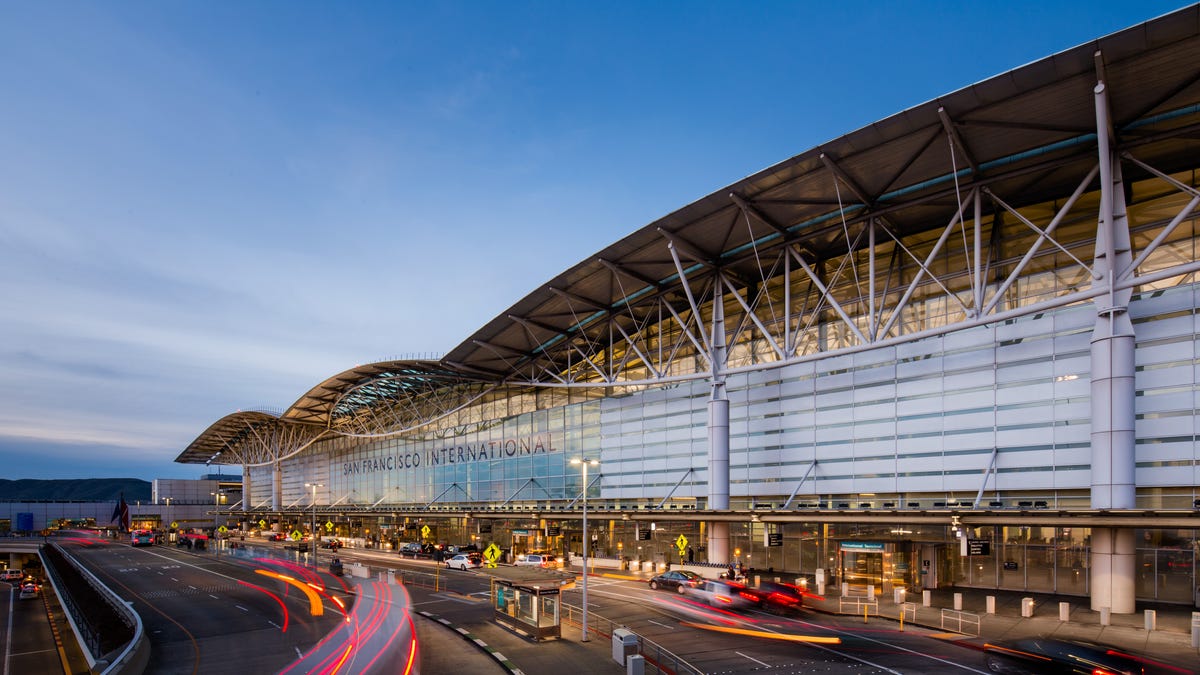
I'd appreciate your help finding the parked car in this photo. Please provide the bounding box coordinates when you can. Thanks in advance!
[982,637,1178,674]
[682,579,761,610]
[18,582,39,600]
[321,538,343,550]
[648,570,704,593]
[514,553,559,568]
[446,553,483,570]
[397,542,425,556]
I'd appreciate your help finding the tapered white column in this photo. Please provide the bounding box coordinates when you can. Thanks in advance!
[1090,82,1136,613]
[707,282,731,564]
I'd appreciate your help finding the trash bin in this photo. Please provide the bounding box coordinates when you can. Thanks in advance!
[611,628,637,665]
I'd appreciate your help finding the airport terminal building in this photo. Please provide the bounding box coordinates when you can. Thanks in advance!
[178,8,1200,612]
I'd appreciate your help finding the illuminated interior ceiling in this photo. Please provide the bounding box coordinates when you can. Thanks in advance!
[280,360,499,436]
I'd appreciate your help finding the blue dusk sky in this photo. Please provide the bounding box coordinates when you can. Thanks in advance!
[0,2,1188,481]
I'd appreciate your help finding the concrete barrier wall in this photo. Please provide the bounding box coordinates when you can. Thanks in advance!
[48,544,151,675]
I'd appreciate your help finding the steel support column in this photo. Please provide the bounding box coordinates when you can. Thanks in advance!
[1090,81,1137,614]
[707,278,731,565]
[272,462,283,512]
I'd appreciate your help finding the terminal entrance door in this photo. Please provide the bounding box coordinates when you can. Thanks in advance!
[840,542,885,593]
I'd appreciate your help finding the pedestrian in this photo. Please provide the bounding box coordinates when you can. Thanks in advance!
[726,562,736,580]
[687,546,694,563]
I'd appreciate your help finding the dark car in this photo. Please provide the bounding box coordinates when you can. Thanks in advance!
[982,638,1190,675]
[648,570,704,593]
[321,538,343,549]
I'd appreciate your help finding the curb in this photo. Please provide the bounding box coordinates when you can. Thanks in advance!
[417,610,526,675]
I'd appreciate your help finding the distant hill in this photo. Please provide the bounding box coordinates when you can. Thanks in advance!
[0,478,152,502]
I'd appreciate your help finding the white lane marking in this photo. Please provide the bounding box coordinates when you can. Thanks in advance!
[294,647,302,658]
[8,649,58,657]
[209,594,219,599]
[737,651,770,667]
[763,610,988,672]
[171,578,178,582]
[236,605,249,612]
[268,621,281,629]
[188,586,197,590]
[647,619,673,629]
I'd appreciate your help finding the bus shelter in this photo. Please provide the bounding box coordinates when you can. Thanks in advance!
[493,579,560,640]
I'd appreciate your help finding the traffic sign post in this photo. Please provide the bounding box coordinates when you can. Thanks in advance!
[484,542,502,568]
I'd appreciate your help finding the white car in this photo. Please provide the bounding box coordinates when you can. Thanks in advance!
[514,553,559,568]
[18,583,39,600]
[682,579,759,610]
[446,553,482,570]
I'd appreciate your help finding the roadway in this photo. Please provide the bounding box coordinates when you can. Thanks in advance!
[311,545,1002,673]
[19,535,1197,674]
[60,537,356,674]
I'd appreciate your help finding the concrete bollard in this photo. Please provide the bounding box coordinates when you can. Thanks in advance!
[1191,612,1199,648]
[986,595,995,614]
[842,582,849,596]
[1058,602,1070,622]
[867,585,875,601]
[953,592,963,611]
[894,587,906,604]
[1144,609,1156,631]
[1021,597,1034,617]
[922,590,932,607]
[817,580,826,596]
[1100,607,1111,626]
[754,575,760,586]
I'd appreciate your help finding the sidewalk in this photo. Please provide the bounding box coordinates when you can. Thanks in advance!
[801,581,1200,670]
[406,580,623,674]
[381,551,1200,674]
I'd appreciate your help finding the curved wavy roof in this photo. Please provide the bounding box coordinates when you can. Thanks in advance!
[179,6,1200,465]
[442,5,1200,379]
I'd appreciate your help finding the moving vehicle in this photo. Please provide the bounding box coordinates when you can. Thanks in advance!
[264,532,286,541]
[321,538,343,550]
[751,580,806,613]
[18,582,39,600]
[682,579,762,610]
[982,637,1184,674]
[514,553,559,568]
[1,569,22,582]
[648,570,704,593]
[446,553,483,570]
[130,529,154,546]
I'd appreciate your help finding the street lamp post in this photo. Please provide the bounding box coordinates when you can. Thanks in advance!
[210,491,224,555]
[571,458,599,642]
[305,483,323,570]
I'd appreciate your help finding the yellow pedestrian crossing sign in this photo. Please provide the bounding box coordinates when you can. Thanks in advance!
[483,542,501,568]
[325,521,334,531]
[218,525,228,534]
[675,534,688,553]
[170,521,178,529]
[290,529,303,541]
[421,525,431,539]
[259,519,266,528]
